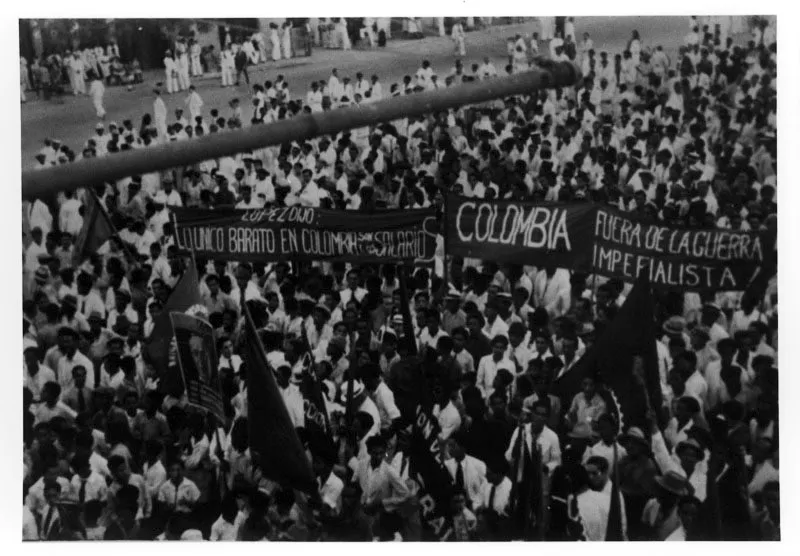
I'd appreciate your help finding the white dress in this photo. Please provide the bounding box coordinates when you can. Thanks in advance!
[281,26,293,59]
[271,29,282,61]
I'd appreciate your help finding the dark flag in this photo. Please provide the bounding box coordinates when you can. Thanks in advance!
[551,275,661,431]
[241,304,317,496]
[297,353,337,457]
[397,264,454,540]
[73,188,116,266]
[170,312,225,423]
[144,263,202,391]
[605,442,624,541]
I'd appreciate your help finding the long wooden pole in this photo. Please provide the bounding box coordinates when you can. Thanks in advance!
[22,61,581,200]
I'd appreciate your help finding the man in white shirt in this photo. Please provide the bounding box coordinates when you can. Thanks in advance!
[352,435,410,516]
[505,400,562,473]
[533,266,572,318]
[157,459,201,515]
[59,190,83,237]
[56,327,95,390]
[482,299,510,341]
[476,335,514,398]
[444,435,487,510]
[25,227,48,273]
[339,269,368,307]
[363,364,401,432]
[313,451,344,515]
[69,453,108,504]
[476,460,512,516]
[584,455,628,539]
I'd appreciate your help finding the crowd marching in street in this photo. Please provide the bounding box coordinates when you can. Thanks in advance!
[22,15,778,542]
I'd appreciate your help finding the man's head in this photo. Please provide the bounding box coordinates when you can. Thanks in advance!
[581,377,596,399]
[585,456,610,491]
[168,459,185,483]
[366,434,387,467]
[109,454,131,484]
[491,335,509,360]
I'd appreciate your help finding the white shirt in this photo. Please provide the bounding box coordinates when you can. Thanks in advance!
[24,365,57,402]
[418,327,448,352]
[369,382,401,430]
[476,355,514,397]
[23,505,38,540]
[482,317,510,342]
[477,477,512,515]
[57,351,95,390]
[444,455,487,508]
[209,515,239,541]
[651,430,707,501]
[280,383,305,429]
[505,424,562,472]
[436,400,462,441]
[69,471,108,503]
[575,489,608,541]
[143,459,168,500]
[319,471,344,513]
[157,478,201,513]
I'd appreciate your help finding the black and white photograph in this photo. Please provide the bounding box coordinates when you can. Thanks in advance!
[16,7,791,545]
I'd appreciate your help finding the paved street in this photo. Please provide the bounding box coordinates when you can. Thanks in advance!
[20,17,693,169]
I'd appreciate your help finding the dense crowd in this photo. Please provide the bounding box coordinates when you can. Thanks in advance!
[22,15,778,541]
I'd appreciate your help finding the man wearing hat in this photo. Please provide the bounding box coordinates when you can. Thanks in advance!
[661,315,691,348]
[649,415,708,503]
[641,470,693,540]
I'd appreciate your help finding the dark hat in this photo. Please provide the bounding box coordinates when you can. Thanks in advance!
[675,437,705,459]
[654,470,692,496]
[620,427,650,450]
[662,316,687,335]
[87,311,104,322]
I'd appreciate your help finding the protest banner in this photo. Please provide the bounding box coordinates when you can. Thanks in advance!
[171,206,438,264]
[445,194,596,268]
[591,207,766,291]
[445,196,768,292]
[170,312,225,423]
[408,404,457,541]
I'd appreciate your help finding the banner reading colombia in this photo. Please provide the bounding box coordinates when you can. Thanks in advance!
[171,206,439,264]
[446,194,596,269]
[446,195,768,292]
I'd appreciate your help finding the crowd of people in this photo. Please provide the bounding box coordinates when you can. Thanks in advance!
[20,42,145,103]
[22,15,778,541]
